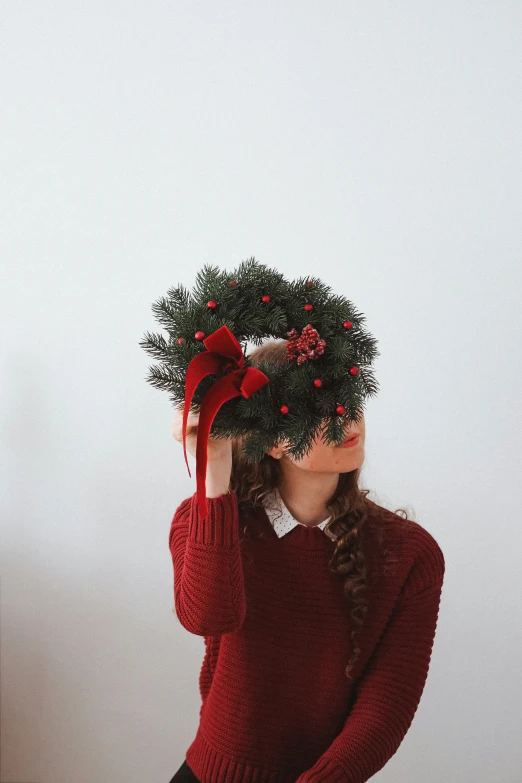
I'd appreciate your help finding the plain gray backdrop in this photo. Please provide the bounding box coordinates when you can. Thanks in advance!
[1,2,521,782]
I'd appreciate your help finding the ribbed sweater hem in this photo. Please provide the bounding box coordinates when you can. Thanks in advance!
[185,731,339,783]
[295,755,348,781]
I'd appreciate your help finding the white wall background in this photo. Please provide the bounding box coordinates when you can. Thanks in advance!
[1,2,520,782]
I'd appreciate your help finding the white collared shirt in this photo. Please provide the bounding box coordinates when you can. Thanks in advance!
[261,488,336,540]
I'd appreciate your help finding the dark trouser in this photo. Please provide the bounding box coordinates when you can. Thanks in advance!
[168,759,201,782]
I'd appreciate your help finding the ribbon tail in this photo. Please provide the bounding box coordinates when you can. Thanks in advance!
[182,351,222,477]
[195,373,244,519]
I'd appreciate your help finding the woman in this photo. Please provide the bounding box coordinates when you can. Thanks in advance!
[167,340,445,783]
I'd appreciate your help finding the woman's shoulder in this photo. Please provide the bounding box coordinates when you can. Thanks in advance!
[363,497,445,584]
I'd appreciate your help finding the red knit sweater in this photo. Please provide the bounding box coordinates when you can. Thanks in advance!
[169,491,445,783]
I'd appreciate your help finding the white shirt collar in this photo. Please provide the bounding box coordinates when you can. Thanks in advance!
[261,488,335,540]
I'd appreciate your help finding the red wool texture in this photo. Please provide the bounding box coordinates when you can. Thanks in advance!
[169,492,445,783]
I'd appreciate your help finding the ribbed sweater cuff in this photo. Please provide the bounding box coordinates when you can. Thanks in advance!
[295,756,347,782]
[187,491,239,546]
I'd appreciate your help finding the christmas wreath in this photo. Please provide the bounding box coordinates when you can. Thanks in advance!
[140,258,380,513]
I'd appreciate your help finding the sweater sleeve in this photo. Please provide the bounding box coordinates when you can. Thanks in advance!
[168,490,247,636]
[295,563,445,782]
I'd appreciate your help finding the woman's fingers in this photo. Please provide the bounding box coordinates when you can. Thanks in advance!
[172,407,199,442]
[171,405,232,469]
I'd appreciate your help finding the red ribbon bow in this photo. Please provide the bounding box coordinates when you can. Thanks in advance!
[182,325,269,518]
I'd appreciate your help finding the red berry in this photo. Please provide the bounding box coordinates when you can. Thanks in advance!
[304,303,313,312]
[343,320,353,329]
[306,280,314,288]
[207,300,217,309]
[177,337,184,345]
[229,280,238,287]
[261,295,271,303]
[280,404,289,414]
[336,404,346,415]
[195,331,205,340]
[313,378,322,387]
[349,366,359,375]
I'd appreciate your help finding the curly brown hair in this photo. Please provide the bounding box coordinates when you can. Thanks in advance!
[230,339,411,681]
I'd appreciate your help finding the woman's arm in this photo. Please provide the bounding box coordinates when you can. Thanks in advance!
[295,574,445,782]
[169,490,246,636]
[168,406,245,636]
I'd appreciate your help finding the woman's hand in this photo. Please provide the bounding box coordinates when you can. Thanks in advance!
[172,407,232,498]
